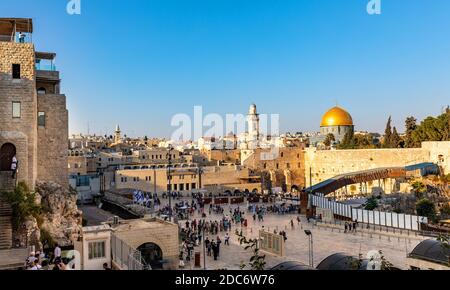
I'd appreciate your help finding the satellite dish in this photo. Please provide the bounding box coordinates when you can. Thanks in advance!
[366,250,382,270]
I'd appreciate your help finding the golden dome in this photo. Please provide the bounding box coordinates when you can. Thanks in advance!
[320,106,353,127]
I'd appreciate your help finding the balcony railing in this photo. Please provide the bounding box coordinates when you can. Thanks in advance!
[35,63,56,71]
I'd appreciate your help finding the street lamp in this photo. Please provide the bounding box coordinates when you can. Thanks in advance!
[167,145,173,221]
[202,220,206,270]
[304,230,314,268]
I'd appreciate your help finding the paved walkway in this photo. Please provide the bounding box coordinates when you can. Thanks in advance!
[0,248,27,270]
[168,199,425,270]
[80,205,115,226]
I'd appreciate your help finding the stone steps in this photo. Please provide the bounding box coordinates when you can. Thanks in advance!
[0,248,27,270]
[0,197,13,250]
[0,171,16,193]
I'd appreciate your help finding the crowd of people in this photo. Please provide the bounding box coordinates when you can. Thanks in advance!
[25,244,75,271]
[344,220,359,233]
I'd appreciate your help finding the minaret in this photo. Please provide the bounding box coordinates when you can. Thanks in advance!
[247,103,260,141]
[114,124,122,144]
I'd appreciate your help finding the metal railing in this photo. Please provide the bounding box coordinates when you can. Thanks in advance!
[111,234,149,270]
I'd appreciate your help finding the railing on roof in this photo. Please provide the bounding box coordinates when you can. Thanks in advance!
[35,62,56,71]
[111,234,150,270]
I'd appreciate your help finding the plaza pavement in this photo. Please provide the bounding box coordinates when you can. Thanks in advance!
[172,199,426,270]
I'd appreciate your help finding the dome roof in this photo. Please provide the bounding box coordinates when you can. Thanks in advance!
[321,106,353,127]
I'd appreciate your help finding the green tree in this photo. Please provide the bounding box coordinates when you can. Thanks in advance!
[338,131,355,149]
[324,133,335,147]
[365,196,379,210]
[346,253,364,270]
[411,107,450,145]
[378,250,395,270]
[411,181,427,199]
[405,117,418,148]
[391,127,401,148]
[383,116,393,148]
[3,182,41,230]
[416,199,436,222]
[236,230,266,270]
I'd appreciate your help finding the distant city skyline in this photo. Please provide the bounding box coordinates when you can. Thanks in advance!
[2,0,450,138]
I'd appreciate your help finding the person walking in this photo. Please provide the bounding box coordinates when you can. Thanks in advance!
[11,155,18,179]
[54,244,62,261]
[206,238,212,257]
[212,241,218,261]
[224,233,230,246]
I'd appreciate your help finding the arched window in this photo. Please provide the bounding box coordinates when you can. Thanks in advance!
[37,87,46,95]
[0,143,17,171]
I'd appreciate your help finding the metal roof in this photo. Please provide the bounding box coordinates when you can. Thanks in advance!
[316,253,369,270]
[409,239,450,266]
[271,261,315,270]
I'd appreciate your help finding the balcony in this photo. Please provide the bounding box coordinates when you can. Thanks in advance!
[35,62,56,71]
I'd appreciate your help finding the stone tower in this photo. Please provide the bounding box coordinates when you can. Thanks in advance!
[114,124,122,144]
[0,18,68,190]
[247,103,260,141]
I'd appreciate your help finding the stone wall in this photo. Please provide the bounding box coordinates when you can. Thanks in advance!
[304,142,450,189]
[113,219,179,270]
[37,94,69,187]
[0,42,37,189]
[242,147,306,190]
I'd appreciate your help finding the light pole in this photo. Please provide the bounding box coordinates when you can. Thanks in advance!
[304,230,314,268]
[168,145,173,221]
[202,220,206,270]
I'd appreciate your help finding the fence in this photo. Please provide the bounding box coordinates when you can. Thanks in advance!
[310,194,428,231]
[111,234,148,270]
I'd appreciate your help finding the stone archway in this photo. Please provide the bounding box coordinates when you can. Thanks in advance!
[0,143,16,171]
[138,242,164,269]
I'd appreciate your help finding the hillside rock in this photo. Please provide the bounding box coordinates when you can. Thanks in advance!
[35,181,82,247]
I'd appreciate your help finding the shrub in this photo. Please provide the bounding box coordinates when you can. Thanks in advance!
[416,199,437,222]
[3,182,42,230]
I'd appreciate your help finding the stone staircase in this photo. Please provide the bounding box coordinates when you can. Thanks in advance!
[0,198,13,250]
[0,171,16,192]
[0,171,15,250]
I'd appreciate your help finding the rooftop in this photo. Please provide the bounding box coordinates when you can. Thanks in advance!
[0,18,33,35]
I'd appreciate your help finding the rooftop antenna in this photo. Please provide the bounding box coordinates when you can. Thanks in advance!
[87,121,90,135]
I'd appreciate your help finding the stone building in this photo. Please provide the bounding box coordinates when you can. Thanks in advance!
[242,147,306,192]
[0,18,68,190]
[114,165,261,194]
[319,106,354,143]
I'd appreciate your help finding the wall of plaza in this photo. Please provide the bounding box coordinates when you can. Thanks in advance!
[242,147,306,190]
[114,165,261,194]
[304,141,450,190]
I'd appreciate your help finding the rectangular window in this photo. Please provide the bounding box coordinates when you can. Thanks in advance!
[12,64,20,79]
[174,184,178,191]
[191,183,196,190]
[180,184,184,191]
[38,112,45,126]
[12,102,21,118]
[88,241,106,260]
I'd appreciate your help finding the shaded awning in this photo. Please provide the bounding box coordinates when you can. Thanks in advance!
[36,52,56,60]
[0,18,33,35]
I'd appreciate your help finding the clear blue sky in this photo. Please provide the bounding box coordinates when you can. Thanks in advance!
[2,0,450,138]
